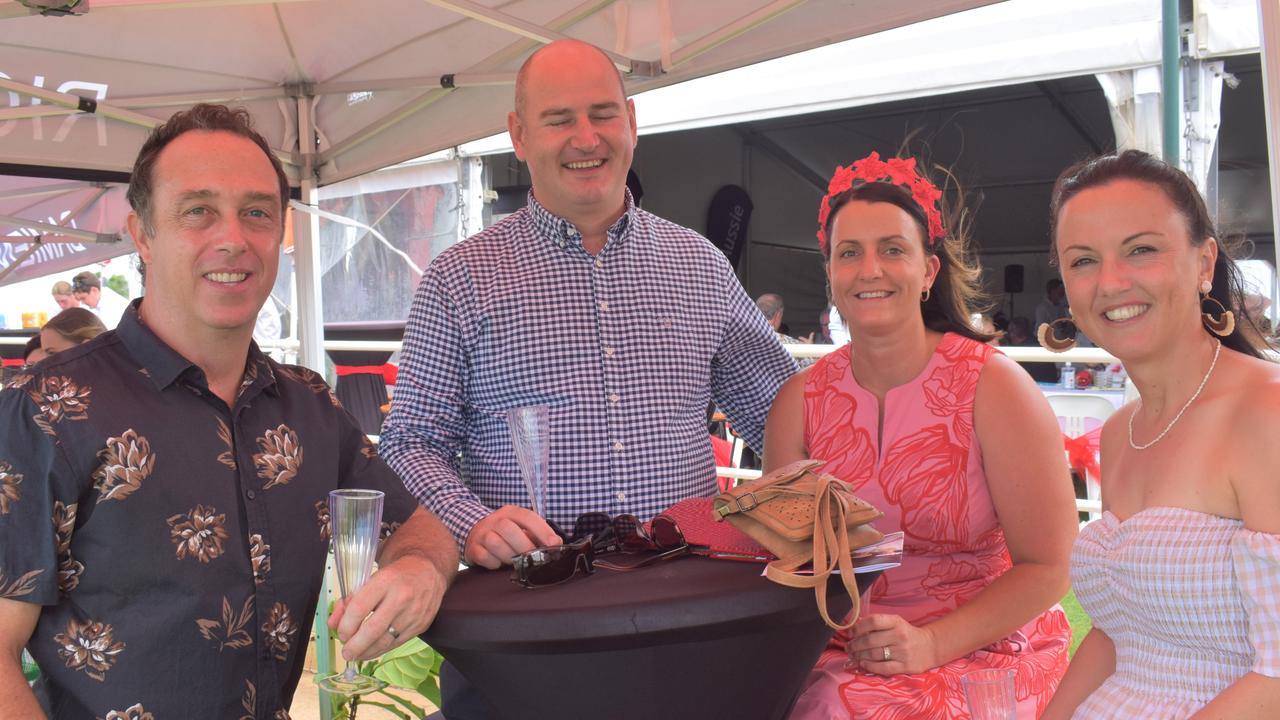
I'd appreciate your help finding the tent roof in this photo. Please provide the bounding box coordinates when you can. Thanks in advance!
[0,0,1003,186]
[0,0,1001,285]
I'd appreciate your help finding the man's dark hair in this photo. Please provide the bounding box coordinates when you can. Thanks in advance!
[71,270,100,293]
[127,103,289,236]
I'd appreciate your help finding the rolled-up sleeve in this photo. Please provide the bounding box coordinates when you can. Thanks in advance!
[379,263,491,551]
[709,258,797,453]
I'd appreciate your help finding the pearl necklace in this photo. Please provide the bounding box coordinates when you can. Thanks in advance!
[1128,339,1221,451]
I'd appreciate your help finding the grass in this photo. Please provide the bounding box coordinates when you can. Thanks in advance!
[1061,589,1092,657]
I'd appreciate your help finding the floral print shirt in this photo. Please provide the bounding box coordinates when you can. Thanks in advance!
[0,304,419,719]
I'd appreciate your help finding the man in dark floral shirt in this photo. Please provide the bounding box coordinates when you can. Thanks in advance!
[0,104,457,719]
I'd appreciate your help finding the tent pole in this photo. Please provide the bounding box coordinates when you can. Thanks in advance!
[293,95,327,374]
[0,237,41,284]
[1260,0,1280,275]
[1161,0,1181,165]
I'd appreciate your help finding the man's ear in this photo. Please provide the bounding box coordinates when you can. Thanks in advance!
[627,98,637,148]
[127,212,152,265]
[508,111,527,162]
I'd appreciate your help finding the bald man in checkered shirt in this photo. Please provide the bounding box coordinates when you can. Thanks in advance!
[380,40,796,572]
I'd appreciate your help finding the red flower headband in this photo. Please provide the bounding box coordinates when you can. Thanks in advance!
[816,152,945,254]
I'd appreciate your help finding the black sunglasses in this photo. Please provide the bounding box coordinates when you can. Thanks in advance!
[510,514,688,588]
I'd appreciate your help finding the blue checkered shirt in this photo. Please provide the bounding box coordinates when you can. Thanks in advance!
[380,192,796,549]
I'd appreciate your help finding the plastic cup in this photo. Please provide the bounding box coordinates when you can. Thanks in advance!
[961,667,1017,720]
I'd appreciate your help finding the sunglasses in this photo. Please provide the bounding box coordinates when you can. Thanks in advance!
[510,514,689,588]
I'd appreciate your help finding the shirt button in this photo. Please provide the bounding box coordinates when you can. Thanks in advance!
[595,258,604,268]
[246,489,256,500]
[604,347,615,357]
[608,393,620,403]
[613,441,624,451]
[616,490,626,502]
[599,301,609,311]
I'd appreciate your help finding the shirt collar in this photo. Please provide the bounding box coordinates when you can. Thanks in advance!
[116,299,279,398]
[525,189,636,252]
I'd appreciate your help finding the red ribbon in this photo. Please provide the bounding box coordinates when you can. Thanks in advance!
[1062,427,1102,484]
[333,364,398,385]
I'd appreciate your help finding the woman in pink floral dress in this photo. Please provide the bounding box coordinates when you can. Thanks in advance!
[765,153,1078,719]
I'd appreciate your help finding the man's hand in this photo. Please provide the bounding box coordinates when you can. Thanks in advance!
[328,507,457,663]
[328,554,448,662]
[464,506,562,569]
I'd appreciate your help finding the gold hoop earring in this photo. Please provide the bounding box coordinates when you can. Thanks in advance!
[1200,287,1235,337]
[1037,316,1077,352]
[921,287,931,303]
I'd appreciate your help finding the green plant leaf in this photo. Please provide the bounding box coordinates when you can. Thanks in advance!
[416,676,441,708]
[370,638,437,690]
[376,689,428,718]
[357,699,410,719]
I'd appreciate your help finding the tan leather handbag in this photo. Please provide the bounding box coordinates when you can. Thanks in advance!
[712,459,883,630]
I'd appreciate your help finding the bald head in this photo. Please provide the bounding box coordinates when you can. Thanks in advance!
[514,40,628,118]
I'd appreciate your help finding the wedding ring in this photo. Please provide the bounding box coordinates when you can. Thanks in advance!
[387,625,401,640]
[882,646,891,661]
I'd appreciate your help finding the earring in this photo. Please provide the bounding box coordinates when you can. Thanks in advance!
[921,287,931,303]
[1200,280,1235,337]
[1037,316,1077,352]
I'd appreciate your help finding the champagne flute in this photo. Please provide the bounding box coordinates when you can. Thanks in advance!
[507,405,550,517]
[316,489,388,696]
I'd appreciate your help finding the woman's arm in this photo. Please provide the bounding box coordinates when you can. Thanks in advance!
[914,354,1078,665]
[762,371,809,472]
[1040,628,1116,720]
[1189,380,1280,719]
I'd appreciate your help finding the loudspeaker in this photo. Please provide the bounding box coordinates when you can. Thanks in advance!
[1003,264,1025,294]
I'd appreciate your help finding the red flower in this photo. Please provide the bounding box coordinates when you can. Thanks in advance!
[922,361,982,439]
[921,555,986,604]
[816,151,947,254]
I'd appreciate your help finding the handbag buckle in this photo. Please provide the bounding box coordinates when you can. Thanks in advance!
[713,491,760,519]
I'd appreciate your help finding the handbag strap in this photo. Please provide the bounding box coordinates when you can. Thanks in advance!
[763,473,862,630]
[713,460,824,520]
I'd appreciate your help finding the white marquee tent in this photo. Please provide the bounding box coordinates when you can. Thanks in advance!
[3,0,1280,369]
[0,0,1004,367]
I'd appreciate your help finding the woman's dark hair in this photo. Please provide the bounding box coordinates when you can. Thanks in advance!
[22,334,42,363]
[821,165,995,343]
[1049,149,1268,358]
[43,307,108,346]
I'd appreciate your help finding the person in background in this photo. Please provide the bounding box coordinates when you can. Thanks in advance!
[1035,278,1070,330]
[70,270,130,329]
[50,280,78,311]
[0,104,456,719]
[811,307,835,344]
[39,307,107,355]
[378,39,795,718]
[767,151,1076,718]
[1005,315,1060,383]
[756,292,816,368]
[1041,151,1280,719]
[22,336,46,367]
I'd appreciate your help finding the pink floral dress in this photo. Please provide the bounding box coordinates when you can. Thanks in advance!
[790,333,1071,719]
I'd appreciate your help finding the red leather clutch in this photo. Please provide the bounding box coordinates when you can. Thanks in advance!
[656,497,775,563]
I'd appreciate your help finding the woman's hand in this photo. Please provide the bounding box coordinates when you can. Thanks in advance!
[845,613,940,675]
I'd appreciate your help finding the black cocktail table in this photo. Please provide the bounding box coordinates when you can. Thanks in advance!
[422,555,879,720]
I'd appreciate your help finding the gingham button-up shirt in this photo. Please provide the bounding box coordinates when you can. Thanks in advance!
[380,193,796,549]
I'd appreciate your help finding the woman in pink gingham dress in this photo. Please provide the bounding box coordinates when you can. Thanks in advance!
[1039,151,1280,719]
[766,152,1078,719]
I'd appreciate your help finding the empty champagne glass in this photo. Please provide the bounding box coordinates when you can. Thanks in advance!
[961,667,1018,720]
[316,489,388,696]
[507,405,550,517]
